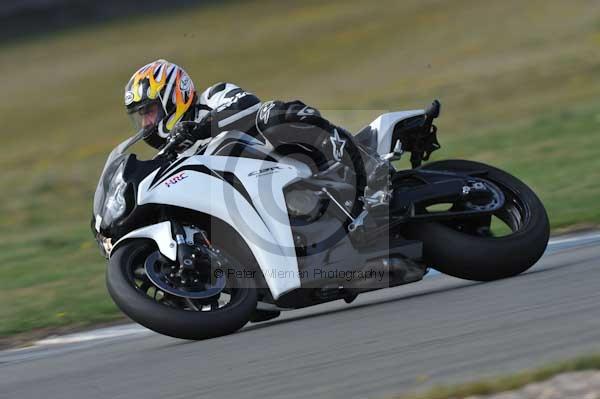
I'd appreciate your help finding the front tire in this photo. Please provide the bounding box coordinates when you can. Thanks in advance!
[107,240,257,340]
[403,160,550,281]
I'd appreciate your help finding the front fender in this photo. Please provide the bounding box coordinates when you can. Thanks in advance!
[110,221,177,261]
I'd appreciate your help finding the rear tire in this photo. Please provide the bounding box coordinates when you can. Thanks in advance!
[403,160,550,281]
[107,240,257,340]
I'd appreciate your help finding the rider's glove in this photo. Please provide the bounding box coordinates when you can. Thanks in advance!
[167,117,212,152]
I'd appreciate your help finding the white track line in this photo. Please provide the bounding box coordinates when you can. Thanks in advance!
[11,231,600,350]
[35,324,154,346]
[548,231,600,245]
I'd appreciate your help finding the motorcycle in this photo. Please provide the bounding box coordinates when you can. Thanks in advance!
[92,100,549,340]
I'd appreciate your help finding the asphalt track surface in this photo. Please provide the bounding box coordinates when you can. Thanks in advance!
[1,235,600,399]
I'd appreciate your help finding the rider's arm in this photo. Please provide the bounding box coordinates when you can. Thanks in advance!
[196,82,261,135]
[167,83,262,153]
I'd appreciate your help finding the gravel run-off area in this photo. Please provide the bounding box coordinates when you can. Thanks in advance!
[466,371,600,399]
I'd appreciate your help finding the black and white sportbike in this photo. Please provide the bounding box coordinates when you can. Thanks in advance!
[92,100,549,340]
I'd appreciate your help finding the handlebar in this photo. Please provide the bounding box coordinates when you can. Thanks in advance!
[154,136,182,160]
[162,136,180,153]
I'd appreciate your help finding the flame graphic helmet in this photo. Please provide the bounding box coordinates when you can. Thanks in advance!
[124,59,197,149]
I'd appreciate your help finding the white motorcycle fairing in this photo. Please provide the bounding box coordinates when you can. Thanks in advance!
[111,152,312,300]
[107,110,429,301]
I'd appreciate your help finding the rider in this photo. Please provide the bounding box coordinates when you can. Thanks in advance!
[124,59,389,199]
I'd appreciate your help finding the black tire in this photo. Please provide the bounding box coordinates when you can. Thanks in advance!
[403,159,550,281]
[107,240,257,340]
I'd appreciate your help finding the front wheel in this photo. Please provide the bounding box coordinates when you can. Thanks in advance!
[402,160,550,281]
[106,240,257,340]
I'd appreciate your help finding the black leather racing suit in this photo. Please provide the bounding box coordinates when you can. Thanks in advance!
[177,82,387,195]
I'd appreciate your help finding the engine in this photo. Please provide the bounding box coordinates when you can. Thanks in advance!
[285,188,326,222]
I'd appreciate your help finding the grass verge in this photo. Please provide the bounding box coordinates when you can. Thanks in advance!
[399,353,600,399]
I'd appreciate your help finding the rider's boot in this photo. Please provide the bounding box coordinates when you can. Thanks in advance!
[333,127,393,207]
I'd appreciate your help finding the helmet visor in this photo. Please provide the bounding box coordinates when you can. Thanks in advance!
[127,101,166,133]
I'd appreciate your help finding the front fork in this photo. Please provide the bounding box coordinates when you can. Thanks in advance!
[171,222,214,272]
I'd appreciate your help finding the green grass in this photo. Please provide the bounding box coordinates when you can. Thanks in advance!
[398,353,600,399]
[1,0,600,339]
[438,103,600,229]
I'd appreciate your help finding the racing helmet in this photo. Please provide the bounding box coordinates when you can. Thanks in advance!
[124,59,197,149]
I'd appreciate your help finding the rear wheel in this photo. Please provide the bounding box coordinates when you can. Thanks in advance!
[403,160,550,281]
[107,240,257,340]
